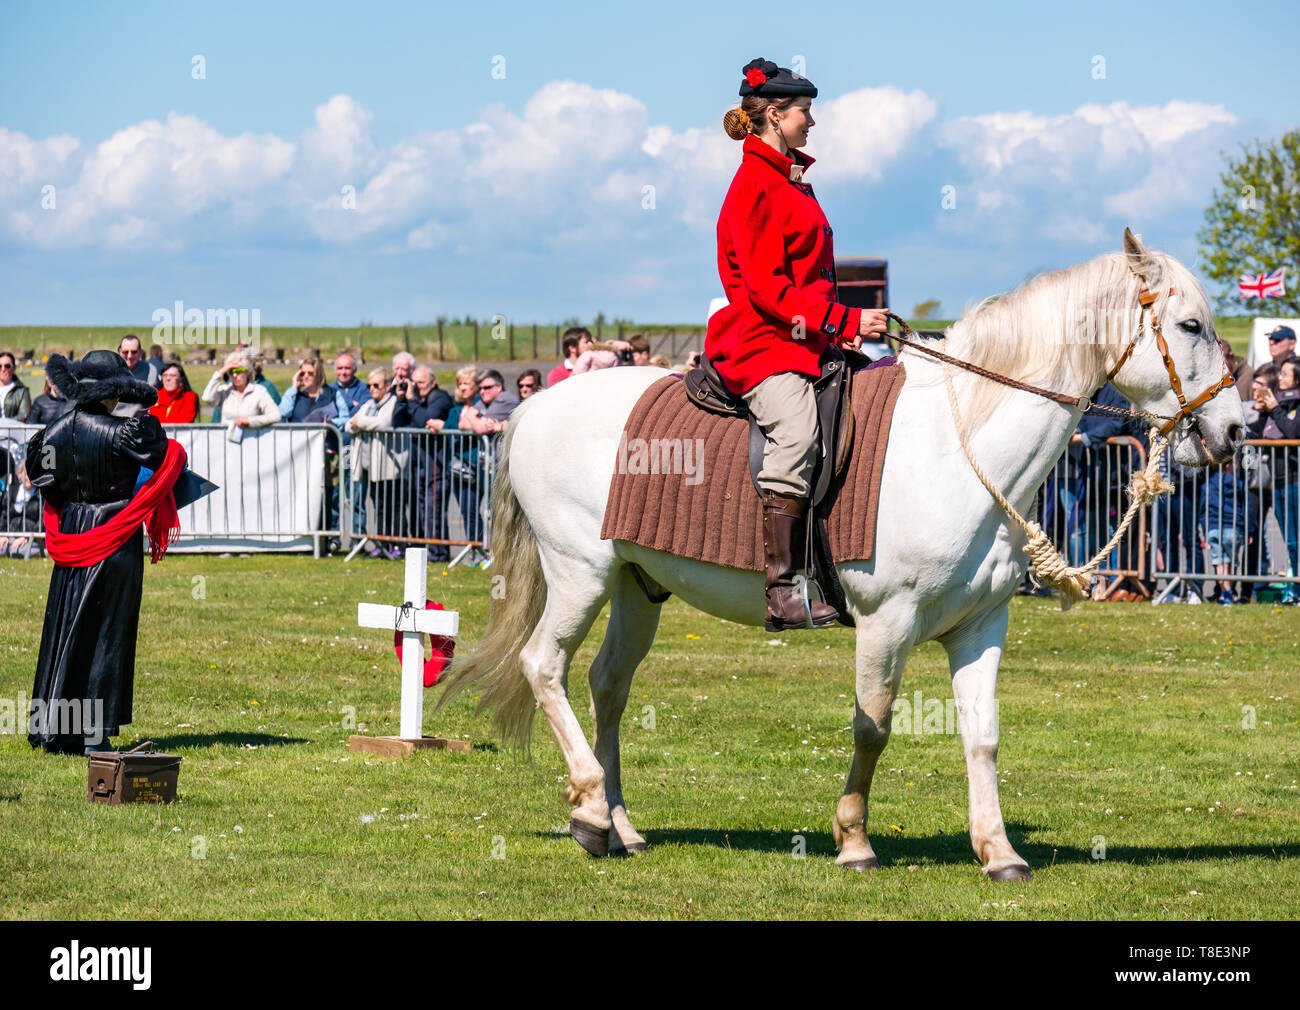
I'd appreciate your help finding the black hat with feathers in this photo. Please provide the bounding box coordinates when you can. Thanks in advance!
[46,350,158,407]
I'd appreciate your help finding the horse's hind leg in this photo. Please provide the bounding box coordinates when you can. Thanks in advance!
[588,565,663,855]
[941,604,1032,881]
[834,616,913,871]
[520,563,616,856]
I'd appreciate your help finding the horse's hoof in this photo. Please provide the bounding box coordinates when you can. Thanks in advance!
[838,857,880,872]
[987,864,1032,882]
[570,816,611,857]
[611,840,648,857]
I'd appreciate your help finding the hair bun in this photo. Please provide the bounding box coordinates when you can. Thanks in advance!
[723,105,751,141]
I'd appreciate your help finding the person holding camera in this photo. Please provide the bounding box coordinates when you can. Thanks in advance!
[1257,357,1300,602]
[389,351,416,400]
[394,365,454,556]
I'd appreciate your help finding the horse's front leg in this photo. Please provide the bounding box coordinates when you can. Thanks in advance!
[941,604,1031,881]
[834,618,913,871]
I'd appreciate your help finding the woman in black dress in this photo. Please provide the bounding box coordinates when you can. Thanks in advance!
[26,351,171,755]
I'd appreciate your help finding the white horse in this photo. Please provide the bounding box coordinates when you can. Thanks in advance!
[439,230,1244,879]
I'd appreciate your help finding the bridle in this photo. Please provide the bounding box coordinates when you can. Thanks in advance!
[1103,277,1235,437]
[884,272,1236,438]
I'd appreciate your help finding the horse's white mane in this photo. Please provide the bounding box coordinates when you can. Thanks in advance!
[938,248,1209,431]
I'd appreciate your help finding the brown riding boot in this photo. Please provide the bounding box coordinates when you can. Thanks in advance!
[762,491,839,631]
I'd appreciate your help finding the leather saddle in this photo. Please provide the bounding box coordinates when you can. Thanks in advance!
[684,347,856,507]
[683,347,864,626]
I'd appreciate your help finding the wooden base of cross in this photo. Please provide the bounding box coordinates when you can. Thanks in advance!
[347,734,470,757]
[348,547,469,757]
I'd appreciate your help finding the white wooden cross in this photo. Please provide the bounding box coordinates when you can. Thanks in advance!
[353,547,465,753]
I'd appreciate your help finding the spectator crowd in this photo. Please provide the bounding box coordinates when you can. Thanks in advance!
[0,327,689,561]
[5,324,1294,599]
[1033,324,1299,605]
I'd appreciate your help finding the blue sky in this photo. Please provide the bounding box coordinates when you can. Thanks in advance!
[1,0,1296,325]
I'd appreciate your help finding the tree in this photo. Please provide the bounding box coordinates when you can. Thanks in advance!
[911,299,941,320]
[1197,130,1300,316]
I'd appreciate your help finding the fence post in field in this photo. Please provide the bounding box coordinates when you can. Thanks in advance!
[473,320,479,362]
[555,324,560,356]
[437,320,443,361]
[509,323,514,362]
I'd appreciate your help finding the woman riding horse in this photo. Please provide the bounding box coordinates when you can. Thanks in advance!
[706,57,890,631]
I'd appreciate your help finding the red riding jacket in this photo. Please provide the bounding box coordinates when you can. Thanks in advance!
[705,133,861,396]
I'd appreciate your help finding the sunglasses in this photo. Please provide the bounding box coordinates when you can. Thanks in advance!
[0,362,13,369]
[368,381,385,389]
[479,382,499,390]
[518,382,537,389]
[228,367,248,374]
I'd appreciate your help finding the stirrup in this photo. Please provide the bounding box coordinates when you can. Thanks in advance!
[800,571,839,627]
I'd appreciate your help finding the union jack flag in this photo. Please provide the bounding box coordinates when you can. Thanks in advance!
[1238,267,1287,299]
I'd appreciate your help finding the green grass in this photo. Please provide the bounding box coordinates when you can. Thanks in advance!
[1,556,1297,920]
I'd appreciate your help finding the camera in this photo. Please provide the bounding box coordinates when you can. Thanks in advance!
[394,380,410,397]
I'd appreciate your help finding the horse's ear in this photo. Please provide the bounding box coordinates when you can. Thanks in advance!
[1122,227,1161,285]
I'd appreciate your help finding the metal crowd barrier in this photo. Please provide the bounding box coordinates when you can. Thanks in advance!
[1034,436,1149,595]
[0,422,43,557]
[1149,439,1299,602]
[164,423,339,556]
[342,428,499,565]
[0,421,340,557]
[5,414,1298,598]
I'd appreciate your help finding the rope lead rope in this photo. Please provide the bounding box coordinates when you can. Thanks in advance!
[939,357,1173,610]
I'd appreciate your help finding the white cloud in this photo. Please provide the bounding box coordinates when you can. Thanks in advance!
[1,82,934,253]
[809,86,941,182]
[0,86,1247,268]
[936,99,1241,244]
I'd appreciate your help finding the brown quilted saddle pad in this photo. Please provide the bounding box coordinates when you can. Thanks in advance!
[601,359,907,571]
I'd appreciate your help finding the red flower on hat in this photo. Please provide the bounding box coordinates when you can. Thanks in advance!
[745,67,767,87]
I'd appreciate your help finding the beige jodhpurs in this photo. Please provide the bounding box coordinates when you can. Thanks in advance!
[741,371,819,498]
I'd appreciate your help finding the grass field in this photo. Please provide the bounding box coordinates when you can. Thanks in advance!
[1,555,1297,920]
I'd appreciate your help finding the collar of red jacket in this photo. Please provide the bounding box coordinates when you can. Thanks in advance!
[742,132,815,181]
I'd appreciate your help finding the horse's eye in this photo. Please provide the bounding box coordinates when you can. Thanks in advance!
[1180,318,1202,334]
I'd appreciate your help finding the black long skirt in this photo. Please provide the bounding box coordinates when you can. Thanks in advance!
[28,498,144,753]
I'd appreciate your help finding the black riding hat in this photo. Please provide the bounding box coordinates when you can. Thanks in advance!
[45,350,158,406]
[739,58,818,98]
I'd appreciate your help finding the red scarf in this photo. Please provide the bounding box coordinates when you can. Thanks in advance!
[43,439,187,566]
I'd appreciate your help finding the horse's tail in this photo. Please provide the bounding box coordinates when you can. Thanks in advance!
[435,404,544,751]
